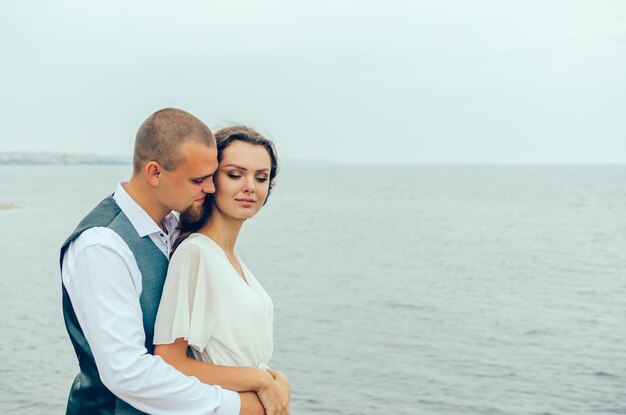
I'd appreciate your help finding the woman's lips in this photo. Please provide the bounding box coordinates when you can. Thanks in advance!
[236,198,255,206]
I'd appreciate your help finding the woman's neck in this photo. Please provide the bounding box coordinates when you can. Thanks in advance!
[199,209,244,255]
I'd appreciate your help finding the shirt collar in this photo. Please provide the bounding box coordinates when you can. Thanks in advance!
[113,182,179,238]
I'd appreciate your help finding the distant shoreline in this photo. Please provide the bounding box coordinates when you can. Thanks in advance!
[0,152,131,165]
[0,203,16,210]
[4,152,622,166]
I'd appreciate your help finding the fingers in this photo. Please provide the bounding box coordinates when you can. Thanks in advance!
[265,368,280,379]
[256,379,289,415]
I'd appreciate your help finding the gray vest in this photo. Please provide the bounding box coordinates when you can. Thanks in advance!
[61,195,169,415]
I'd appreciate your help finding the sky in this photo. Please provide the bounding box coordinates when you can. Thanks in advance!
[0,0,625,164]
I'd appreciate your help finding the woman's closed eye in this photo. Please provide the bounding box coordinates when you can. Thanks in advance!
[227,172,268,183]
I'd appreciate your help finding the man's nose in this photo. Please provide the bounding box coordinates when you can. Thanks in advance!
[202,180,215,194]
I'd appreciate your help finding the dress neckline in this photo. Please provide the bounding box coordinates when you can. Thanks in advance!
[193,233,251,286]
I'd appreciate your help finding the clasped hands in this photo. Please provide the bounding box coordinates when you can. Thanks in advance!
[256,368,291,415]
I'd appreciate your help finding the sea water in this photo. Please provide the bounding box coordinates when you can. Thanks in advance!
[0,164,624,414]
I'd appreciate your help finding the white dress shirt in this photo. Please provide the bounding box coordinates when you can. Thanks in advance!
[61,183,240,415]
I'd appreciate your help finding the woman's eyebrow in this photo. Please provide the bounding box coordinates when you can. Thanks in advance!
[222,163,245,170]
[222,164,270,173]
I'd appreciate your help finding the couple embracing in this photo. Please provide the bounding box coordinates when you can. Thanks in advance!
[60,108,289,414]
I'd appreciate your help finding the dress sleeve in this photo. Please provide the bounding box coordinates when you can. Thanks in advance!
[154,240,217,353]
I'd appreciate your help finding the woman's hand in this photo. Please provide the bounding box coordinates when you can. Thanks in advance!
[266,369,290,405]
[255,370,290,415]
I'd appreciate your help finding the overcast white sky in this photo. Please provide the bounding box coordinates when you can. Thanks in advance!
[1,0,625,163]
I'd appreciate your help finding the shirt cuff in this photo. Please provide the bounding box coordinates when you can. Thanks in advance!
[215,389,240,415]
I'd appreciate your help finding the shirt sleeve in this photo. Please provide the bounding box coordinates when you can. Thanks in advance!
[62,228,240,415]
[154,240,217,354]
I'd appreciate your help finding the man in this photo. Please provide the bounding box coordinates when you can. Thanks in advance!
[60,108,265,414]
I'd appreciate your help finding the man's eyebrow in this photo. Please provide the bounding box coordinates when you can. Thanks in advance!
[222,164,270,173]
[192,173,213,180]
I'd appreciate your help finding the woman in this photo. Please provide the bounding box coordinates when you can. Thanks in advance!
[153,125,290,415]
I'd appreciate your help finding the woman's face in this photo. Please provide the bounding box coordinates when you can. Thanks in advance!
[212,140,272,221]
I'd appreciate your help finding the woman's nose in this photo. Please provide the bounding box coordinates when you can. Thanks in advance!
[242,177,255,193]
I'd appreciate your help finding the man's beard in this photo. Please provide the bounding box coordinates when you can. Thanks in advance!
[179,200,205,225]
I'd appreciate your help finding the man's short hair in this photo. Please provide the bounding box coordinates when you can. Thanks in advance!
[133,108,215,173]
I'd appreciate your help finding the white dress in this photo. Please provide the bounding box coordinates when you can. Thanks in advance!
[154,233,274,369]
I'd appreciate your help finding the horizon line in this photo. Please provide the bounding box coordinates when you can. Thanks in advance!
[0,151,624,166]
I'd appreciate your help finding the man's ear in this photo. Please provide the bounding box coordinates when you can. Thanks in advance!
[145,161,162,187]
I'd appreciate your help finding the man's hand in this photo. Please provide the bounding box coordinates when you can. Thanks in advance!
[239,392,265,415]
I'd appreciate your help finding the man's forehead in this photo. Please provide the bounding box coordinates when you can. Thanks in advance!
[180,139,216,154]
[176,143,217,174]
